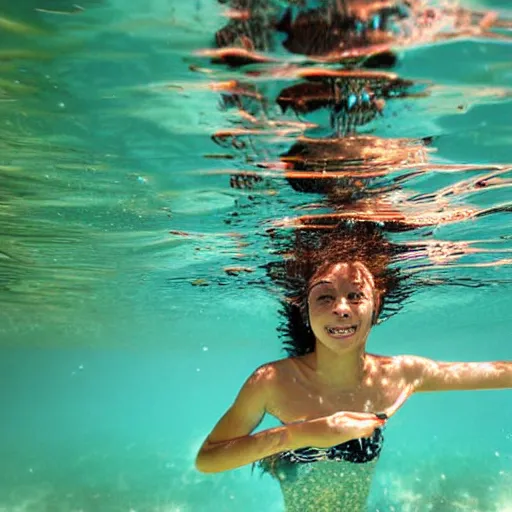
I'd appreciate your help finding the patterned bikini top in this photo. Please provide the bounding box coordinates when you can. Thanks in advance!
[278,427,384,465]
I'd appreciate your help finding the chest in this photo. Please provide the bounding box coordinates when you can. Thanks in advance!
[268,369,403,423]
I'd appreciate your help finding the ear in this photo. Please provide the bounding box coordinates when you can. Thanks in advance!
[372,295,381,325]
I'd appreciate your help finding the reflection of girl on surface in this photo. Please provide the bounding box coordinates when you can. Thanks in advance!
[196,224,512,511]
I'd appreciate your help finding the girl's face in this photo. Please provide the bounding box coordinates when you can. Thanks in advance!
[307,262,377,353]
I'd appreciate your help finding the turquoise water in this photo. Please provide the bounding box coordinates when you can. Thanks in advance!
[0,0,511,510]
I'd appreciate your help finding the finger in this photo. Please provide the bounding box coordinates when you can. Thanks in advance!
[351,419,386,433]
[343,411,381,421]
[335,415,375,426]
[356,419,386,435]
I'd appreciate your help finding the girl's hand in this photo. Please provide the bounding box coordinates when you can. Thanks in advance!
[293,411,386,449]
[292,384,415,450]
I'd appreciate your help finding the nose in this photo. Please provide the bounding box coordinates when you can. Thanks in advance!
[333,298,351,319]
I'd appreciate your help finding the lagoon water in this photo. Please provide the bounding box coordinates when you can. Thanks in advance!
[0,0,511,510]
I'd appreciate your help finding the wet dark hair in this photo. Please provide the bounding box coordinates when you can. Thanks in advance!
[266,220,412,356]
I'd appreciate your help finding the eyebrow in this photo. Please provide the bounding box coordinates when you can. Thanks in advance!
[308,279,366,294]
[308,280,333,294]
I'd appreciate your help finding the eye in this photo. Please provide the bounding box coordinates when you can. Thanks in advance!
[317,294,334,302]
[348,292,364,302]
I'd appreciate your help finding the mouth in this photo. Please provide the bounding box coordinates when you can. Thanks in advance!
[325,325,357,339]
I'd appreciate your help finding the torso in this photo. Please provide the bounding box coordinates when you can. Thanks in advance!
[257,353,412,511]
[265,353,410,423]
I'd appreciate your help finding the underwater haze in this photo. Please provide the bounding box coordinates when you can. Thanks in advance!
[0,0,511,511]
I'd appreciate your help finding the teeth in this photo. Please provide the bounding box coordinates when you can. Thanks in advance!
[328,326,356,335]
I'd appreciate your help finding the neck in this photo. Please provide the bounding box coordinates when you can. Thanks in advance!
[309,341,367,389]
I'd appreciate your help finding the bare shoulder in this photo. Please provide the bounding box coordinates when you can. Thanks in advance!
[249,357,305,404]
[247,361,277,388]
[254,356,298,379]
[367,353,400,374]
[370,353,430,383]
[381,354,435,387]
[246,358,292,393]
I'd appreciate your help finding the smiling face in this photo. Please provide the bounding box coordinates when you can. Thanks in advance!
[307,262,378,353]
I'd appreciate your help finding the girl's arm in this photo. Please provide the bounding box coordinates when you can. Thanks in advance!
[196,363,386,473]
[195,364,299,473]
[402,356,512,392]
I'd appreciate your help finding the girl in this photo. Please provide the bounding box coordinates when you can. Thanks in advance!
[196,224,512,511]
